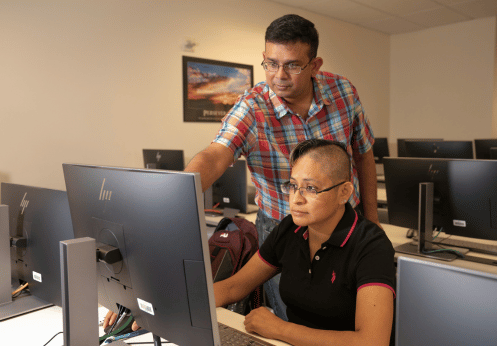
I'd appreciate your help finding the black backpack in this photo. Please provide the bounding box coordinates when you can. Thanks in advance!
[208,217,262,315]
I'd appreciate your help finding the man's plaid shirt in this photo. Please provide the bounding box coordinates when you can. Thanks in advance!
[213,71,374,221]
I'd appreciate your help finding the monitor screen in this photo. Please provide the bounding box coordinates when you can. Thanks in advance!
[142,149,184,171]
[1,183,74,307]
[397,138,443,157]
[372,138,389,163]
[210,159,249,213]
[383,157,452,233]
[446,159,497,240]
[474,139,497,159]
[396,256,497,346]
[404,140,473,159]
[63,164,220,345]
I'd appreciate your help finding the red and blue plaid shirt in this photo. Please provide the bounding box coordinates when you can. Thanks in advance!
[213,71,374,221]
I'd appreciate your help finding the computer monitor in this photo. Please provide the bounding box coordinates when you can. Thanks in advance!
[1,183,74,310]
[372,137,389,164]
[474,139,497,159]
[404,140,473,159]
[142,149,184,171]
[63,164,220,345]
[383,157,452,233]
[397,138,443,157]
[209,159,252,214]
[396,256,497,346]
[446,159,497,240]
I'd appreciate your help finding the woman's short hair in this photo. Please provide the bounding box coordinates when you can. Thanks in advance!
[289,139,351,182]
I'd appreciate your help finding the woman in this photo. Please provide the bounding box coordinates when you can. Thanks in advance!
[214,139,396,346]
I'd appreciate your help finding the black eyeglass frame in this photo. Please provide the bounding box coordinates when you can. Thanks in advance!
[281,181,347,197]
[261,58,314,75]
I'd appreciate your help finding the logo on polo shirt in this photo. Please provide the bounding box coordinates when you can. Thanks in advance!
[331,271,336,284]
[220,233,229,238]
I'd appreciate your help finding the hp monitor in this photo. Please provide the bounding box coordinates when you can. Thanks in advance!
[397,138,443,157]
[372,137,389,163]
[209,159,255,214]
[446,159,497,240]
[396,257,497,346]
[404,140,473,159]
[383,157,452,233]
[63,164,220,345]
[142,149,184,171]
[1,183,74,318]
[474,139,497,159]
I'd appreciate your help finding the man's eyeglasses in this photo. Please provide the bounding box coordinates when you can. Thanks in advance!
[261,59,313,75]
[281,181,347,198]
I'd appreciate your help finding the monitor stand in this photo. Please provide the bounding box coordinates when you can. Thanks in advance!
[60,237,161,345]
[395,182,459,261]
[0,204,53,321]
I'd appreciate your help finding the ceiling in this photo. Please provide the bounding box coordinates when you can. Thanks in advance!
[264,0,497,34]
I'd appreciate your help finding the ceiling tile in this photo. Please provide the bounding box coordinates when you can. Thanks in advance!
[432,0,471,5]
[360,17,425,34]
[450,0,497,18]
[403,7,471,27]
[351,0,443,17]
[306,0,391,24]
[268,0,322,9]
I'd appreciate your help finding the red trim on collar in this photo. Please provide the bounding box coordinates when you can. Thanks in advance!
[294,226,302,233]
[303,230,309,240]
[340,210,358,247]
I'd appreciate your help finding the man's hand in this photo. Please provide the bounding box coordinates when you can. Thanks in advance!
[243,307,285,340]
[102,310,140,332]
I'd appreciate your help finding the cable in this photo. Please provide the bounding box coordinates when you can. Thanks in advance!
[422,246,465,259]
[205,209,223,214]
[42,331,63,346]
[432,227,443,240]
[11,282,28,296]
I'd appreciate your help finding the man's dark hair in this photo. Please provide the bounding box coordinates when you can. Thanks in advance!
[265,14,319,59]
[290,139,351,182]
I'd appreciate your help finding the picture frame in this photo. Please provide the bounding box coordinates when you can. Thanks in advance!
[183,56,254,123]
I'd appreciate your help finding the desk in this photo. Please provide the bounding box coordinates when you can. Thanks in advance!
[381,223,497,274]
[0,305,289,346]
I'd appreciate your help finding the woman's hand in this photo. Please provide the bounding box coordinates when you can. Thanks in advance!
[243,307,286,340]
[102,310,140,331]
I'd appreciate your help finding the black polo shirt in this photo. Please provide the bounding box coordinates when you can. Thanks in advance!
[258,203,396,331]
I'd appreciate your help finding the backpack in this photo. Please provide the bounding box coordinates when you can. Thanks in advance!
[208,217,262,315]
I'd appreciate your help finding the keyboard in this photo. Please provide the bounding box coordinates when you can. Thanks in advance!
[218,322,276,346]
[432,237,497,256]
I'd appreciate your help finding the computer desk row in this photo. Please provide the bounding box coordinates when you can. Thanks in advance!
[3,215,496,346]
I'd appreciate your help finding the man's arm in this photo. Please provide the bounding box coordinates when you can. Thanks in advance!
[184,143,235,192]
[352,149,381,227]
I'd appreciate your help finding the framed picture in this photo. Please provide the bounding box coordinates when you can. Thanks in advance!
[183,56,254,122]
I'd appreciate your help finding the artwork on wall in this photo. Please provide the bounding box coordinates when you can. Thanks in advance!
[183,56,253,122]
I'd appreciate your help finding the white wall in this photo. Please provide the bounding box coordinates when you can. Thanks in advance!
[0,0,389,192]
[390,16,496,150]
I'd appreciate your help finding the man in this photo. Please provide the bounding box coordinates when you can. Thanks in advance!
[185,14,379,320]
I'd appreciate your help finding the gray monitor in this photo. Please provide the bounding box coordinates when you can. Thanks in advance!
[62,164,220,345]
[404,140,473,159]
[209,159,252,214]
[1,183,74,309]
[396,256,497,346]
[142,149,184,171]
